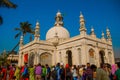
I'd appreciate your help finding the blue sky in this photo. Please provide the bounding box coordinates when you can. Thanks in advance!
[0,0,120,58]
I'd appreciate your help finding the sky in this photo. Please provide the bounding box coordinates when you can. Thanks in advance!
[0,0,120,58]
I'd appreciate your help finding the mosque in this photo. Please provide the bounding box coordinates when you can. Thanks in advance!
[18,11,115,67]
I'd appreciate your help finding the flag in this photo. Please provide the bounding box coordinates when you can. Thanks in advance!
[24,54,28,63]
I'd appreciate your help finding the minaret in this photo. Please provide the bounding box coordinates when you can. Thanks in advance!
[3,49,6,58]
[79,12,87,36]
[19,35,23,47]
[90,26,96,38]
[101,31,106,41]
[106,27,112,42]
[34,21,40,41]
[54,11,63,26]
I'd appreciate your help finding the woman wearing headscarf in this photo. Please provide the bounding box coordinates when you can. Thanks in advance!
[65,64,72,80]
[29,65,35,80]
[14,66,20,80]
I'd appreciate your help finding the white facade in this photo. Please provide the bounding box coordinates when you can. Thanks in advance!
[18,11,115,67]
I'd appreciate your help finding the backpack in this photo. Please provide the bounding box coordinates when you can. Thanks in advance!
[51,69,57,79]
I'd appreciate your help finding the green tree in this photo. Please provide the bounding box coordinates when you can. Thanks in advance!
[0,0,17,25]
[15,21,34,38]
[11,21,34,53]
[8,21,34,56]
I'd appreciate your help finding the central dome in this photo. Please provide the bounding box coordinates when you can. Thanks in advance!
[46,11,70,41]
[46,26,70,40]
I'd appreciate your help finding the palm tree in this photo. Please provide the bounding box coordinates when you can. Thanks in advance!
[15,21,34,38]
[0,0,17,25]
[9,21,34,55]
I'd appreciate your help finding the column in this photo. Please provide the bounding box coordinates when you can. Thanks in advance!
[95,47,99,67]
[72,47,79,65]
[81,41,87,65]
[36,52,40,64]
[105,48,108,63]
[18,52,21,66]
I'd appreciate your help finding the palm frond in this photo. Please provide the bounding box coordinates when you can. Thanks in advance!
[14,28,21,31]
[15,32,21,39]
[0,0,17,8]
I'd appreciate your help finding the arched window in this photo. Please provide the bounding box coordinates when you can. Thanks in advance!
[89,49,95,64]
[40,52,52,66]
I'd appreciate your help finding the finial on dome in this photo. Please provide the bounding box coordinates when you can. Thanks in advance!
[56,10,61,16]
[36,20,39,26]
[91,26,94,32]
[80,11,83,17]
[54,10,63,26]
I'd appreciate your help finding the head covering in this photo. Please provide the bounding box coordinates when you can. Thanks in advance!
[111,64,117,75]
[65,64,69,68]
[60,62,64,66]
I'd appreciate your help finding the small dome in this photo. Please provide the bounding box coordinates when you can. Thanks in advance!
[46,26,70,40]
[56,11,61,16]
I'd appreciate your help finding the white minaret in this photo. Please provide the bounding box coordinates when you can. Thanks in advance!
[79,12,87,36]
[19,35,23,47]
[101,31,106,41]
[34,21,40,41]
[90,26,96,38]
[106,27,112,43]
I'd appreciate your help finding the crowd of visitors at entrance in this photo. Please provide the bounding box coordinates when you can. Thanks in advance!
[0,62,120,80]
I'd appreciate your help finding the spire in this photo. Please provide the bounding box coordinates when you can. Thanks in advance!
[34,21,40,41]
[101,31,106,41]
[90,26,95,35]
[90,26,96,38]
[3,49,6,58]
[79,12,87,35]
[54,11,63,26]
[101,31,105,38]
[106,27,112,42]
[20,35,24,47]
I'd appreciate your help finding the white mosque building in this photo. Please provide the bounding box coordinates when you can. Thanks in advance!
[18,11,115,67]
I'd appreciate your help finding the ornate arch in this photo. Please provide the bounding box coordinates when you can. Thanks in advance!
[99,50,105,64]
[66,50,72,66]
[40,52,52,66]
[89,48,95,64]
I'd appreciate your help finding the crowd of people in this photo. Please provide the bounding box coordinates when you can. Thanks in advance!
[0,62,120,80]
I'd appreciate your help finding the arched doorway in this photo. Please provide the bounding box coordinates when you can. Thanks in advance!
[29,53,35,66]
[66,50,72,66]
[99,50,105,64]
[89,49,95,64]
[40,52,52,66]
